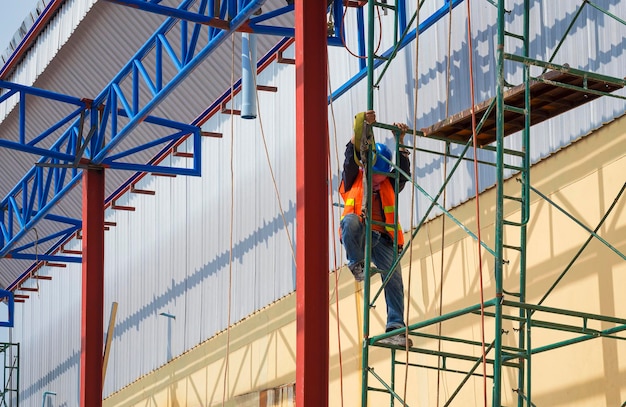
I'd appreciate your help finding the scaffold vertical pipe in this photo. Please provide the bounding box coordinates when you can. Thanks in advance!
[366,0,375,109]
[361,1,377,406]
[493,0,506,406]
[518,1,532,405]
[360,162,374,407]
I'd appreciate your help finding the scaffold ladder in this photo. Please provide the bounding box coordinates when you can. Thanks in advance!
[0,342,19,407]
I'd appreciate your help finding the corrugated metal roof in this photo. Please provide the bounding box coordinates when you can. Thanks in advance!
[0,0,53,68]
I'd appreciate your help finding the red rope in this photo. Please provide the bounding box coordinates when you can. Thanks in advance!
[339,3,383,59]
[328,128,345,407]
[327,61,345,406]
[465,0,488,405]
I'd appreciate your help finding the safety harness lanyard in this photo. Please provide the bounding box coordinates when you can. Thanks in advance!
[359,122,373,218]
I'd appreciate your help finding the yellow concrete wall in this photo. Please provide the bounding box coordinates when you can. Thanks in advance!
[104,294,298,407]
[105,116,625,407]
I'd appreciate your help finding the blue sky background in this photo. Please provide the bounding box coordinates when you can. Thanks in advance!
[0,0,43,57]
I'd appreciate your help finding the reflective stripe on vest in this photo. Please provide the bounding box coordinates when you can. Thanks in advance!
[339,172,404,246]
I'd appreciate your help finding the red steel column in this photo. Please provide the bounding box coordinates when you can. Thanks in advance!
[295,1,329,406]
[81,167,105,407]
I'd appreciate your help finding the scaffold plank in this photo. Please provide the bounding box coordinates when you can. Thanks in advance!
[421,70,624,146]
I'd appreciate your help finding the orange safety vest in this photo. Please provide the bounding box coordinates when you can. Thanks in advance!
[339,171,405,247]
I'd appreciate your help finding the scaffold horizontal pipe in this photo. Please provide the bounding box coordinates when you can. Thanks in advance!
[401,330,525,354]
[531,324,626,355]
[399,360,495,379]
[504,53,626,86]
[524,183,626,260]
[405,298,498,332]
[503,300,626,325]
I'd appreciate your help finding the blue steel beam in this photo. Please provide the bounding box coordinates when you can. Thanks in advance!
[106,0,333,42]
[87,0,264,164]
[0,101,202,262]
[10,225,80,254]
[102,110,202,176]
[0,0,263,268]
[0,83,86,263]
[6,225,81,292]
[0,171,82,258]
[0,80,87,161]
[330,0,466,101]
[103,0,229,29]
[1,0,461,278]
[246,1,351,43]
[8,253,82,264]
[247,4,294,37]
[0,90,202,263]
[0,289,14,327]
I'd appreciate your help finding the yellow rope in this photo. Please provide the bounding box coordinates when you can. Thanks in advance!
[253,54,297,267]
[400,1,422,402]
[221,32,235,407]
[436,0,455,403]
[327,54,348,407]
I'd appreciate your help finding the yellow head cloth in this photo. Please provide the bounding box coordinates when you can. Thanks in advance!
[352,111,375,167]
[353,111,366,142]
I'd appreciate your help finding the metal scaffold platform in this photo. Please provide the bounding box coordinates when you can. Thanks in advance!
[422,69,625,146]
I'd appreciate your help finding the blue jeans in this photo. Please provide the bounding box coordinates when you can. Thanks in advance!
[340,213,406,331]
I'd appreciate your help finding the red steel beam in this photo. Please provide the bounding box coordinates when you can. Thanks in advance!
[295,1,329,406]
[81,167,105,407]
[18,287,38,292]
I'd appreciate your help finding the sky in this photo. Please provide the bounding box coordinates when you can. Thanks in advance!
[0,0,44,57]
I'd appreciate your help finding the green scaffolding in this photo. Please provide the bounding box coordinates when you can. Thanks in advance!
[358,1,626,406]
[0,342,18,407]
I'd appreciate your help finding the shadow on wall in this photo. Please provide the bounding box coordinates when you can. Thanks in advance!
[113,199,297,338]
[21,199,298,403]
[21,351,79,402]
[415,0,626,132]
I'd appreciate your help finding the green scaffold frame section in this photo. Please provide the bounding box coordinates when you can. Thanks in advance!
[357,1,626,406]
[0,342,18,407]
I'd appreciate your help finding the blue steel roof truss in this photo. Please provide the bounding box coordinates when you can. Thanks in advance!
[0,80,87,262]
[0,290,13,327]
[108,0,347,43]
[0,80,86,161]
[0,0,278,276]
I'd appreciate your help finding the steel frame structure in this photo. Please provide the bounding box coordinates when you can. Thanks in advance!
[357,1,626,407]
[0,0,386,285]
[1,0,624,406]
[0,0,342,405]
[0,0,316,405]
[0,2,417,402]
[0,0,467,293]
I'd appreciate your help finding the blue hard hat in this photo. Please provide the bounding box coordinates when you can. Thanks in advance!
[372,143,392,172]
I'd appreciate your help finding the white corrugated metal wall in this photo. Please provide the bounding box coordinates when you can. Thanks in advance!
[0,0,97,121]
[2,0,626,405]
[98,57,299,397]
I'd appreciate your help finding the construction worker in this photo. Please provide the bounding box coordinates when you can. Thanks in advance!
[339,110,413,347]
